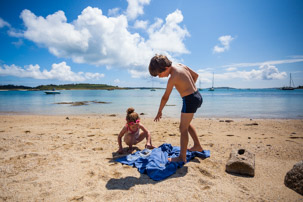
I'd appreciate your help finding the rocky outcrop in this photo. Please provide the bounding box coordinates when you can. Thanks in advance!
[226,148,255,177]
[284,161,303,195]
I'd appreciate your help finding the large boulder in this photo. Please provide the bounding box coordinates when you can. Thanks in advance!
[226,148,255,177]
[284,161,303,195]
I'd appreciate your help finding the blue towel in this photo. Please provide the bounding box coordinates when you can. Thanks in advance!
[115,143,210,181]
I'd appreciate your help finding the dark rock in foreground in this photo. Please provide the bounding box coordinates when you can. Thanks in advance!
[226,148,255,177]
[284,161,303,195]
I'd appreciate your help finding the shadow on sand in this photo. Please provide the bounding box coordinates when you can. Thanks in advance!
[105,166,188,190]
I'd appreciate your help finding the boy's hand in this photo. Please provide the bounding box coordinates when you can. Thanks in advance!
[154,111,162,122]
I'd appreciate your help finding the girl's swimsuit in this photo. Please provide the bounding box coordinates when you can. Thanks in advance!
[126,124,140,139]
[181,90,203,113]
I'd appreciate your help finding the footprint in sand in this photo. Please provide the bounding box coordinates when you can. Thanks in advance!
[198,167,216,179]
[198,178,214,190]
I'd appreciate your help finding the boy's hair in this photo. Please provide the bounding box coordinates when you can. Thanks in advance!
[126,107,139,123]
[149,54,172,77]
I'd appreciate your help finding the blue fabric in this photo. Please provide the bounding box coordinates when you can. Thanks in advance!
[115,143,210,181]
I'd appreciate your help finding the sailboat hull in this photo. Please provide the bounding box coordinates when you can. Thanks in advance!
[281,87,294,90]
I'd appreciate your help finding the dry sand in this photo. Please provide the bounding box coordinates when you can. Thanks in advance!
[0,115,302,201]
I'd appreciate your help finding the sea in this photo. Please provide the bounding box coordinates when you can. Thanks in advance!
[0,88,303,119]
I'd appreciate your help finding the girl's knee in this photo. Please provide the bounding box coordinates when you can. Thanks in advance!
[124,135,132,145]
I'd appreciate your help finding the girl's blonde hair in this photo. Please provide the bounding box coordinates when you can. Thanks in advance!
[126,107,139,123]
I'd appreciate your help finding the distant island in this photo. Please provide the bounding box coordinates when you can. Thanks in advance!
[0,84,302,91]
[0,83,124,90]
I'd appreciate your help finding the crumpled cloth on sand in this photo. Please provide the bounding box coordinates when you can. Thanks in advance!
[115,143,210,181]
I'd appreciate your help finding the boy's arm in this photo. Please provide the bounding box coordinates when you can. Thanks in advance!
[185,66,199,83]
[154,78,174,122]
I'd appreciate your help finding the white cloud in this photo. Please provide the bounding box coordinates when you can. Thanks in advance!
[12,39,24,47]
[128,69,150,78]
[14,6,189,78]
[0,62,104,82]
[0,18,10,28]
[147,10,190,54]
[223,58,303,69]
[108,8,121,17]
[198,64,286,83]
[213,35,234,53]
[226,67,237,71]
[126,0,150,20]
[114,79,120,83]
[134,20,148,29]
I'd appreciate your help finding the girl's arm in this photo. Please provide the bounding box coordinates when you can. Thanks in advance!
[117,126,127,153]
[139,123,149,135]
[139,123,153,148]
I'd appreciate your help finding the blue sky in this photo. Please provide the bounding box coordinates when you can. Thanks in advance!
[0,0,302,88]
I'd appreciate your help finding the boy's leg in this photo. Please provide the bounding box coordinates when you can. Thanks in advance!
[169,113,194,162]
[188,124,203,152]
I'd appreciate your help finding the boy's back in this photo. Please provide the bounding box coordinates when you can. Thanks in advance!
[169,63,198,97]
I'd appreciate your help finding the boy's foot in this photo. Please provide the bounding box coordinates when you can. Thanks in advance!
[168,156,187,163]
[188,146,203,152]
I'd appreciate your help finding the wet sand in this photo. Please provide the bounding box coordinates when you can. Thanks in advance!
[0,115,302,201]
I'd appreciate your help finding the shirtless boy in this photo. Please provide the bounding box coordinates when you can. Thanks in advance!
[149,54,203,163]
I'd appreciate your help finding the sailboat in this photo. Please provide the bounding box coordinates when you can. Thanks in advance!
[209,72,215,91]
[281,73,295,90]
[198,80,203,91]
[150,77,156,91]
[45,88,61,94]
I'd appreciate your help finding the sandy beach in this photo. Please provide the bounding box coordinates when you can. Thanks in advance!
[0,114,302,201]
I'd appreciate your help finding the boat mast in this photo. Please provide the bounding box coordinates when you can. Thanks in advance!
[212,72,214,88]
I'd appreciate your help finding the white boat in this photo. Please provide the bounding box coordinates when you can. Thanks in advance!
[281,73,295,90]
[45,91,60,94]
[209,72,215,91]
[150,77,156,91]
[45,88,61,94]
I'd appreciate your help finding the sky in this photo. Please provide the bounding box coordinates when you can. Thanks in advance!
[0,0,303,88]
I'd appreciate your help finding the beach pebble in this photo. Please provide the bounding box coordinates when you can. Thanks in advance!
[284,160,303,195]
[245,123,258,126]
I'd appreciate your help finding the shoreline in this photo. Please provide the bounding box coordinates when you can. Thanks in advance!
[0,115,302,201]
[1,111,302,120]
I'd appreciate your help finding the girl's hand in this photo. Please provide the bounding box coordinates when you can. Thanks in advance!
[154,111,162,122]
[117,148,124,154]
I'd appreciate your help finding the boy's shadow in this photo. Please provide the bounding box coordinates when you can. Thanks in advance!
[106,148,189,190]
[105,166,188,190]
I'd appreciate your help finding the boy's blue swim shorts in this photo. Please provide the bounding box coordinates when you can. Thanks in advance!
[181,90,203,113]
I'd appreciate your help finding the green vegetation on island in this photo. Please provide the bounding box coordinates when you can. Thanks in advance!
[36,83,124,90]
[0,83,125,90]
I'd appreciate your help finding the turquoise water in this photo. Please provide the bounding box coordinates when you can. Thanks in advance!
[0,89,303,119]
